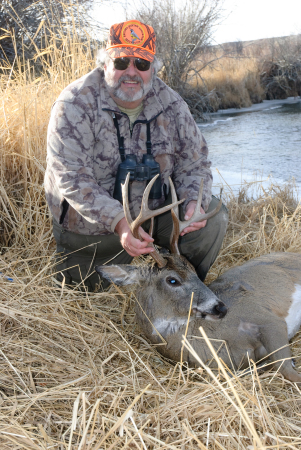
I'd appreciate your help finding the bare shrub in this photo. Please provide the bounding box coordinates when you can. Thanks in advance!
[0,0,103,70]
[129,0,226,118]
[259,35,301,99]
[132,0,223,89]
[261,60,301,99]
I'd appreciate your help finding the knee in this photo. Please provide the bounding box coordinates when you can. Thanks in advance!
[218,205,229,233]
[208,196,229,235]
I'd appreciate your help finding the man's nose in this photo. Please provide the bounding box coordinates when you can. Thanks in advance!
[124,60,138,75]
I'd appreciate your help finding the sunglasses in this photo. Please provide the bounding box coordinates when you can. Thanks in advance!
[113,57,151,72]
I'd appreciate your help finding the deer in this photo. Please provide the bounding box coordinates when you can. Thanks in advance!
[96,174,301,383]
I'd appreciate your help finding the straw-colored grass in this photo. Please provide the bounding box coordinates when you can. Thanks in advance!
[1,169,301,450]
[1,27,301,450]
[191,55,265,110]
[191,34,301,111]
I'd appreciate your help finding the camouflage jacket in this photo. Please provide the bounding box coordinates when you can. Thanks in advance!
[45,68,212,235]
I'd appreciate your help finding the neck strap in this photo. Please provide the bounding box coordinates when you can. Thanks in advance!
[112,113,125,161]
[112,113,153,159]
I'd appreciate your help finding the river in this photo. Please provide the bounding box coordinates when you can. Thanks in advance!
[198,97,301,199]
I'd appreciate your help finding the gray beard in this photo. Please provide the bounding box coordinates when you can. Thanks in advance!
[104,73,154,102]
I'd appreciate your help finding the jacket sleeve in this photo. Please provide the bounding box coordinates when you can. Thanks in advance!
[172,101,213,211]
[47,100,124,233]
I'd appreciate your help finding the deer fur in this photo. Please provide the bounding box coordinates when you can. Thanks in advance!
[96,252,301,383]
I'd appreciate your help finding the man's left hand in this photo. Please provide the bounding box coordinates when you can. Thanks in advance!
[180,200,207,236]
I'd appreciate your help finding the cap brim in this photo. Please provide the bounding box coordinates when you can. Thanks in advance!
[107,46,154,62]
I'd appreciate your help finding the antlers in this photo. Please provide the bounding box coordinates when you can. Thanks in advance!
[121,173,222,266]
[121,173,184,268]
[169,178,222,255]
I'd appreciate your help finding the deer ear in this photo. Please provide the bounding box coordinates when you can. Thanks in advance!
[95,265,141,286]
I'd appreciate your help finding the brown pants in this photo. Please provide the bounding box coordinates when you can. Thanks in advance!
[53,196,228,291]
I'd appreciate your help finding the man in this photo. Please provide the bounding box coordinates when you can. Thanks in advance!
[45,19,228,291]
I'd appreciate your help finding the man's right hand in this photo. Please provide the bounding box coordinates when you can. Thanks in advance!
[115,217,155,257]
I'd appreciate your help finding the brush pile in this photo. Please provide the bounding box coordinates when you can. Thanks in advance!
[260,60,301,100]
[1,25,301,450]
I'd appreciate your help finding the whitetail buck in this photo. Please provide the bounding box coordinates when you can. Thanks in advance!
[96,175,301,383]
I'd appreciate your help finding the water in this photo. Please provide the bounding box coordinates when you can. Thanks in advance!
[198,97,301,198]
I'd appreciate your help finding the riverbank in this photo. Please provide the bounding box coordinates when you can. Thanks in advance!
[210,96,301,116]
[187,34,301,118]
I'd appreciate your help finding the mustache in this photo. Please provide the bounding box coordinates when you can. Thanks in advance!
[117,74,144,87]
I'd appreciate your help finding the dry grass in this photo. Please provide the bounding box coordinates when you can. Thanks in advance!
[191,55,265,110]
[192,35,301,110]
[207,177,301,283]
[1,166,301,450]
[1,28,301,450]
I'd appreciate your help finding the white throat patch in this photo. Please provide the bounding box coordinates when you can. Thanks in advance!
[152,317,188,336]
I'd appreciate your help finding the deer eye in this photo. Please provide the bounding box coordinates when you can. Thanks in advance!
[166,276,181,287]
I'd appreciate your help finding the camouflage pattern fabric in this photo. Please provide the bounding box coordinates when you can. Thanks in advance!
[45,68,213,236]
[106,20,156,61]
[106,46,154,61]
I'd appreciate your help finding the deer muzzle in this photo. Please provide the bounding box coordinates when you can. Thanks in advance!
[192,300,227,320]
[212,301,227,318]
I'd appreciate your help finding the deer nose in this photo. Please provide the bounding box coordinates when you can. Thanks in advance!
[213,302,227,318]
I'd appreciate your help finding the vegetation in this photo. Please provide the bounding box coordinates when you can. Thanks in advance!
[132,0,222,87]
[127,0,301,118]
[0,6,301,448]
[191,34,301,116]
[0,0,102,68]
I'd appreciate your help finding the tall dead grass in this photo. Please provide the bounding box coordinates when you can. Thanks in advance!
[1,28,301,450]
[192,35,301,111]
[202,57,264,108]
[192,55,265,110]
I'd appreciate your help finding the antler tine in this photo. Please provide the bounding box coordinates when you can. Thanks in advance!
[169,177,181,255]
[169,177,223,254]
[122,172,134,232]
[121,173,184,268]
[178,179,222,234]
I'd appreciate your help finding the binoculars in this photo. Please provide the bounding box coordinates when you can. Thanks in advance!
[113,154,162,203]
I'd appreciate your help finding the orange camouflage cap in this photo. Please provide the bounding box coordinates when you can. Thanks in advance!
[106,20,156,62]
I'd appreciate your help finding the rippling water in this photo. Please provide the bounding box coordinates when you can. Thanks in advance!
[198,98,301,198]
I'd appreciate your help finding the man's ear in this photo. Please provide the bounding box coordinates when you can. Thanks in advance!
[95,265,142,286]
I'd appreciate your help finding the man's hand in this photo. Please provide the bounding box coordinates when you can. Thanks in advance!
[180,201,207,236]
[115,217,155,257]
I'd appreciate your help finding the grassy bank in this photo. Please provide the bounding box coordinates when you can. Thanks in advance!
[1,29,301,449]
[1,152,301,448]
[190,34,301,113]
[196,56,265,110]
